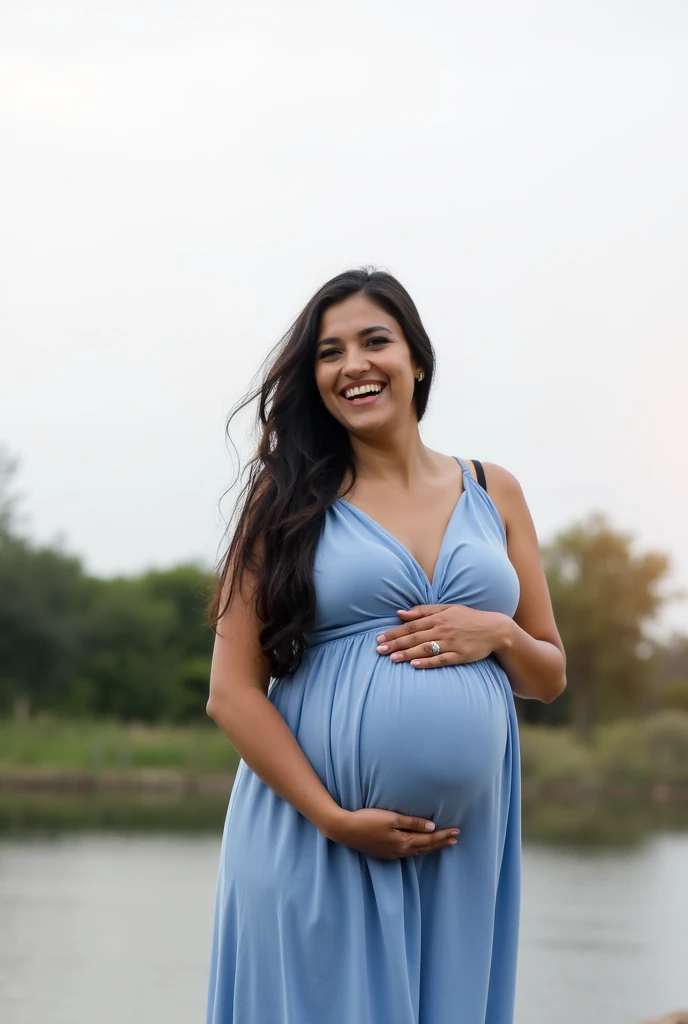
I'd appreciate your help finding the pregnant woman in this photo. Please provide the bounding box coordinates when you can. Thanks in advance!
[205,267,566,1024]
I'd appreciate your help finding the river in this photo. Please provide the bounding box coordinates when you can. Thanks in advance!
[0,828,686,1023]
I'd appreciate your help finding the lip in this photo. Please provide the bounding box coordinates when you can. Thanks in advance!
[338,379,387,399]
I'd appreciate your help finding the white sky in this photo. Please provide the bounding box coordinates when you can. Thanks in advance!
[1,0,686,637]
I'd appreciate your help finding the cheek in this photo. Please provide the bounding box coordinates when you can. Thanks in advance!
[314,367,343,415]
[313,364,329,399]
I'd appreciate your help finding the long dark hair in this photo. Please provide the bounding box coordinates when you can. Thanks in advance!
[208,266,436,677]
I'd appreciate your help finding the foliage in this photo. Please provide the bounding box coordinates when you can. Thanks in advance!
[592,719,654,784]
[642,710,688,785]
[0,526,214,723]
[0,716,239,772]
[3,712,685,790]
[0,534,93,717]
[521,711,688,789]
[518,724,598,787]
[0,446,21,536]
[0,448,685,731]
[539,511,671,736]
[653,633,688,687]
[660,678,688,714]
[593,712,688,787]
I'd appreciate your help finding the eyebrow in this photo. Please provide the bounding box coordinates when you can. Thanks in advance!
[317,325,393,347]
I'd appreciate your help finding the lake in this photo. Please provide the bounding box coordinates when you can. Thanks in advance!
[0,819,686,1023]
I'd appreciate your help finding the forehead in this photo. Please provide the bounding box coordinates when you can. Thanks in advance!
[318,293,399,338]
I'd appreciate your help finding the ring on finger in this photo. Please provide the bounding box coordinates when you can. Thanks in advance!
[430,641,441,655]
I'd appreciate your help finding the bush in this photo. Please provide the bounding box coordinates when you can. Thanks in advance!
[661,678,688,714]
[519,725,598,786]
[643,709,688,785]
[593,710,688,786]
[0,716,239,773]
[593,719,653,785]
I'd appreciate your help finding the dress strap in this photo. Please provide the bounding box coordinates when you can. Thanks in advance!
[455,456,487,492]
[471,459,487,492]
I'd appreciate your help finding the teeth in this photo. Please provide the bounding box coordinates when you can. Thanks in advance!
[344,384,383,399]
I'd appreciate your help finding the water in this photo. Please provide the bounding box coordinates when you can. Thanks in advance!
[0,830,687,1024]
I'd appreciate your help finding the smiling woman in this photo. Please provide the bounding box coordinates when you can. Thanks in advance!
[204,266,565,1024]
[315,307,425,426]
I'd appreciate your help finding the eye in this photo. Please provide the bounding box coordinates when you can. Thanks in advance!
[317,336,389,360]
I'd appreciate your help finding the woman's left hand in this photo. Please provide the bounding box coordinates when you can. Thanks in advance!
[375,604,513,669]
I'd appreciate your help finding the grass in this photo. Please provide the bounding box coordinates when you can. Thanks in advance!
[0,716,240,774]
[2,710,687,792]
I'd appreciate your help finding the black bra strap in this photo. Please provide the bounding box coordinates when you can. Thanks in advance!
[471,459,487,492]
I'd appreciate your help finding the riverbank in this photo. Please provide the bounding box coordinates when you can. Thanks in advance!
[1,765,687,805]
[1,711,687,799]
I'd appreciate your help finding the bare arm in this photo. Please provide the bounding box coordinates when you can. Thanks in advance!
[206,559,345,837]
[206,550,461,858]
[487,463,567,703]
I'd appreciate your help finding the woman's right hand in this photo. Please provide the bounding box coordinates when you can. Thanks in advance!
[323,807,460,860]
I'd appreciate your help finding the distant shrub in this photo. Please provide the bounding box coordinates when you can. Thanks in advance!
[593,719,653,784]
[660,678,688,715]
[643,709,688,785]
[0,716,239,773]
[594,711,688,786]
[519,726,598,787]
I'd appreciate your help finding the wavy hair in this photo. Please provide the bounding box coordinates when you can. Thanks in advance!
[208,266,436,677]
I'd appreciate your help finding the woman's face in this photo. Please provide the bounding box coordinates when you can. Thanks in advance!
[314,293,421,436]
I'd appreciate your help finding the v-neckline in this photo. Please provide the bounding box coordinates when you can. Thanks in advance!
[335,456,470,589]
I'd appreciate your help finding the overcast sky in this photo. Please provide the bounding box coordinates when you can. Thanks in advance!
[1,0,686,637]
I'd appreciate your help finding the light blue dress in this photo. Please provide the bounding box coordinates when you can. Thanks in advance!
[206,457,522,1024]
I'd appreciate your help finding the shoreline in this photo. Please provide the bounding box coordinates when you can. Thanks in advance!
[0,767,235,797]
[1,767,687,804]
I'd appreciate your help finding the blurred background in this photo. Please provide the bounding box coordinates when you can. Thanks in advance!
[1,1,687,1022]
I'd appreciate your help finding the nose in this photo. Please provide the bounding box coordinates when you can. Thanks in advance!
[341,343,372,379]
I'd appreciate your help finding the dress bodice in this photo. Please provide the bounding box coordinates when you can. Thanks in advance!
[304,457,520,648]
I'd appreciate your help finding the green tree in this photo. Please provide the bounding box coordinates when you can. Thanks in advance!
[0,449,95,718]
[0,533,91,718]
[542,512,671,736]
[651,633,688,714]
[0,446,21,536]
[140,565,214,721]
[0,448,216,722]
[74,576,178,721]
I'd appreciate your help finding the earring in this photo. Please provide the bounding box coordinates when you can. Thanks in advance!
[415,369,425,382]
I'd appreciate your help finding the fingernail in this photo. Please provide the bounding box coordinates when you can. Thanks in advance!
[376,634,386,642]
[451,830,460,835]
[425,822,435,831]
[390,652,402,661]
[376,644,388,653]
[410,660,421,667]
[448,838,458,845]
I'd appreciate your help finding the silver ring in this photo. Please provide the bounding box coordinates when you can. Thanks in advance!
[430,641,441,656]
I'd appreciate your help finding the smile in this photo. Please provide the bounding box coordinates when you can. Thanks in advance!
[341,383,387,405]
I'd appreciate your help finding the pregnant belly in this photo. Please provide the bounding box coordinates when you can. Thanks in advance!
[272,637,512,832]
[356,656,510,829]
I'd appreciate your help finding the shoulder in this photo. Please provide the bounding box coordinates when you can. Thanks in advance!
[478,461,524,497]
[465,461,528,536]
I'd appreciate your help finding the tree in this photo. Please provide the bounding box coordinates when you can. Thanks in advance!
[140,565,214,721]
[70,565,214,722]
[0,446,22,537]
[74,576,178,721]
[541,512,671,737]
[0,533,92,718]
